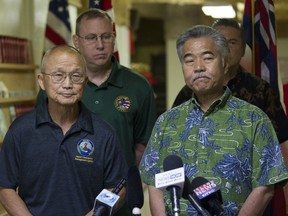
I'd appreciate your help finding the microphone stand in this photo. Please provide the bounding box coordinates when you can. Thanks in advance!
[168,187,180,216]
[92,205,107,216]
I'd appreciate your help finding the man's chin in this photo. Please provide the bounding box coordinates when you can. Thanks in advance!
[58,98,79,106]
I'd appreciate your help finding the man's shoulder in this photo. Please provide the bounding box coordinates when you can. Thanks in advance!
[7,108,36,132]
[238,69,271,86]
[117,64,149,81]
[229,95,267,113]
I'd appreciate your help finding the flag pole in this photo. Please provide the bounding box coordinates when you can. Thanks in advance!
[251,0,255,76]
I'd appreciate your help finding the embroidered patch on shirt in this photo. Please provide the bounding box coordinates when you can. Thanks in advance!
[114,95,131,112]
[77,139,94,157]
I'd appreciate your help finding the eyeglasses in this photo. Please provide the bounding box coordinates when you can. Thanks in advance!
[77,33,115,44]
[42,72,86,84]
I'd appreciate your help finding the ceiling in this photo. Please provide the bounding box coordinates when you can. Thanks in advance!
[130,0,288,22]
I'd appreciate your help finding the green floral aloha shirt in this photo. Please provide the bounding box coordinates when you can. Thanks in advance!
[139,88,288,216]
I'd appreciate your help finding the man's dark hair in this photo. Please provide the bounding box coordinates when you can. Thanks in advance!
[212,19,246,44]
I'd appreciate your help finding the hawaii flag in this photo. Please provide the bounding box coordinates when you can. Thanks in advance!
[45,0,72,50]
[243,0,279,94]
[243,1,287,215]
[89,0,119,60]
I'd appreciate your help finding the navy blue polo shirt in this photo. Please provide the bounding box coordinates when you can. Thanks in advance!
[0,102,127,216]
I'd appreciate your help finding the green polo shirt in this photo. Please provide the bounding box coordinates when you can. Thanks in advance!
[81,58,156,166]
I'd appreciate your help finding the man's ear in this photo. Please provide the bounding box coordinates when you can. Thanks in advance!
[37,73,45,91]
[72,35,79,49]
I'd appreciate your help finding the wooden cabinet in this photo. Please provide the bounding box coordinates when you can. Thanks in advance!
[0,63,38,144]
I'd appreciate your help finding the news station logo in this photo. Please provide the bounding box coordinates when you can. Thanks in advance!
[96,189,120,207]
[155,167,185,189]
[193,180,220,199]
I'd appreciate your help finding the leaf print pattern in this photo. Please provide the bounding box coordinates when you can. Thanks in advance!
[159,136,172,150]
[247,111,261,122]
[187,203,198,215]
[167,108,180,123]
[143,146,160,176]
[184,163,198,179]
[227,99,241,109]
[139,89,288,216]
[223,201,238,216]
[180,108,202,142]
[241,138,253,155]
[226,113,236,131]
[258,121,269,139]
[237,117,249,126]
[154,114,165,134]
[217,153,251,183]
[258,137,284,185]
[180,145,189,160]
[199,119,220,149]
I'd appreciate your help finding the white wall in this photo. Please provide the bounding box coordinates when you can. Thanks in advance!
[166,39,185,108]
[0,0,30,38]
[31,0,50,66]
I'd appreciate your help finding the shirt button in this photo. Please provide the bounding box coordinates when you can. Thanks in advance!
[95,100,99,104]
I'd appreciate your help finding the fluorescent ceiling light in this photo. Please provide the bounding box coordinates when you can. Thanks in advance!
[201,4,236,18]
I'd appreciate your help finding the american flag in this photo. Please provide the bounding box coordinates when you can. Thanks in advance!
[243,0,279,95]
[89,0,119,60]
[45,0,72,50]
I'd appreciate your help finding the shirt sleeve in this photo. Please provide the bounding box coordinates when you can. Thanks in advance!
[0,128,20,189]
[251,114,288,188]
[134,82,157,145]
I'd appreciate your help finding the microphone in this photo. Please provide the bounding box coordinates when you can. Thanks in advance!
[93,178,126,216]
[182,177,211,216]
[126,166,144,216]
[191,177,223,216]
[155,155,185,216]
[112,178,126,195]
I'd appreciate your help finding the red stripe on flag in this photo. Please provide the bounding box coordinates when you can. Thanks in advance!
[102,0,112,10]
[45,26,67,45]
[45,0,71,50]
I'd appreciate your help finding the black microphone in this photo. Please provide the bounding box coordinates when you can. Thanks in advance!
[112,178,126,195]
[163,155,184,216]
[126,166,144,216]
[92,205,107,216]
[93,178,126,216]
[182,177,211,216]
[191,177,223,216]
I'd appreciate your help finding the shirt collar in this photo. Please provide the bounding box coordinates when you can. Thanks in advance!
[36,100,94,134]
[191,87,232,113]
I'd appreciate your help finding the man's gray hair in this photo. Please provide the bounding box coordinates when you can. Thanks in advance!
[176,25,229,65]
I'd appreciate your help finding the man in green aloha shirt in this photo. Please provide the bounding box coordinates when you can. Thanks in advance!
[139,25,288,216]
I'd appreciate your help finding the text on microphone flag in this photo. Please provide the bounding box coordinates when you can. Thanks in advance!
[193,180,220,199]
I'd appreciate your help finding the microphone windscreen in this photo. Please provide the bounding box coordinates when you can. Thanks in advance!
[190,176,208,189]
[126,165,144,209]
[163,155,183,171]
